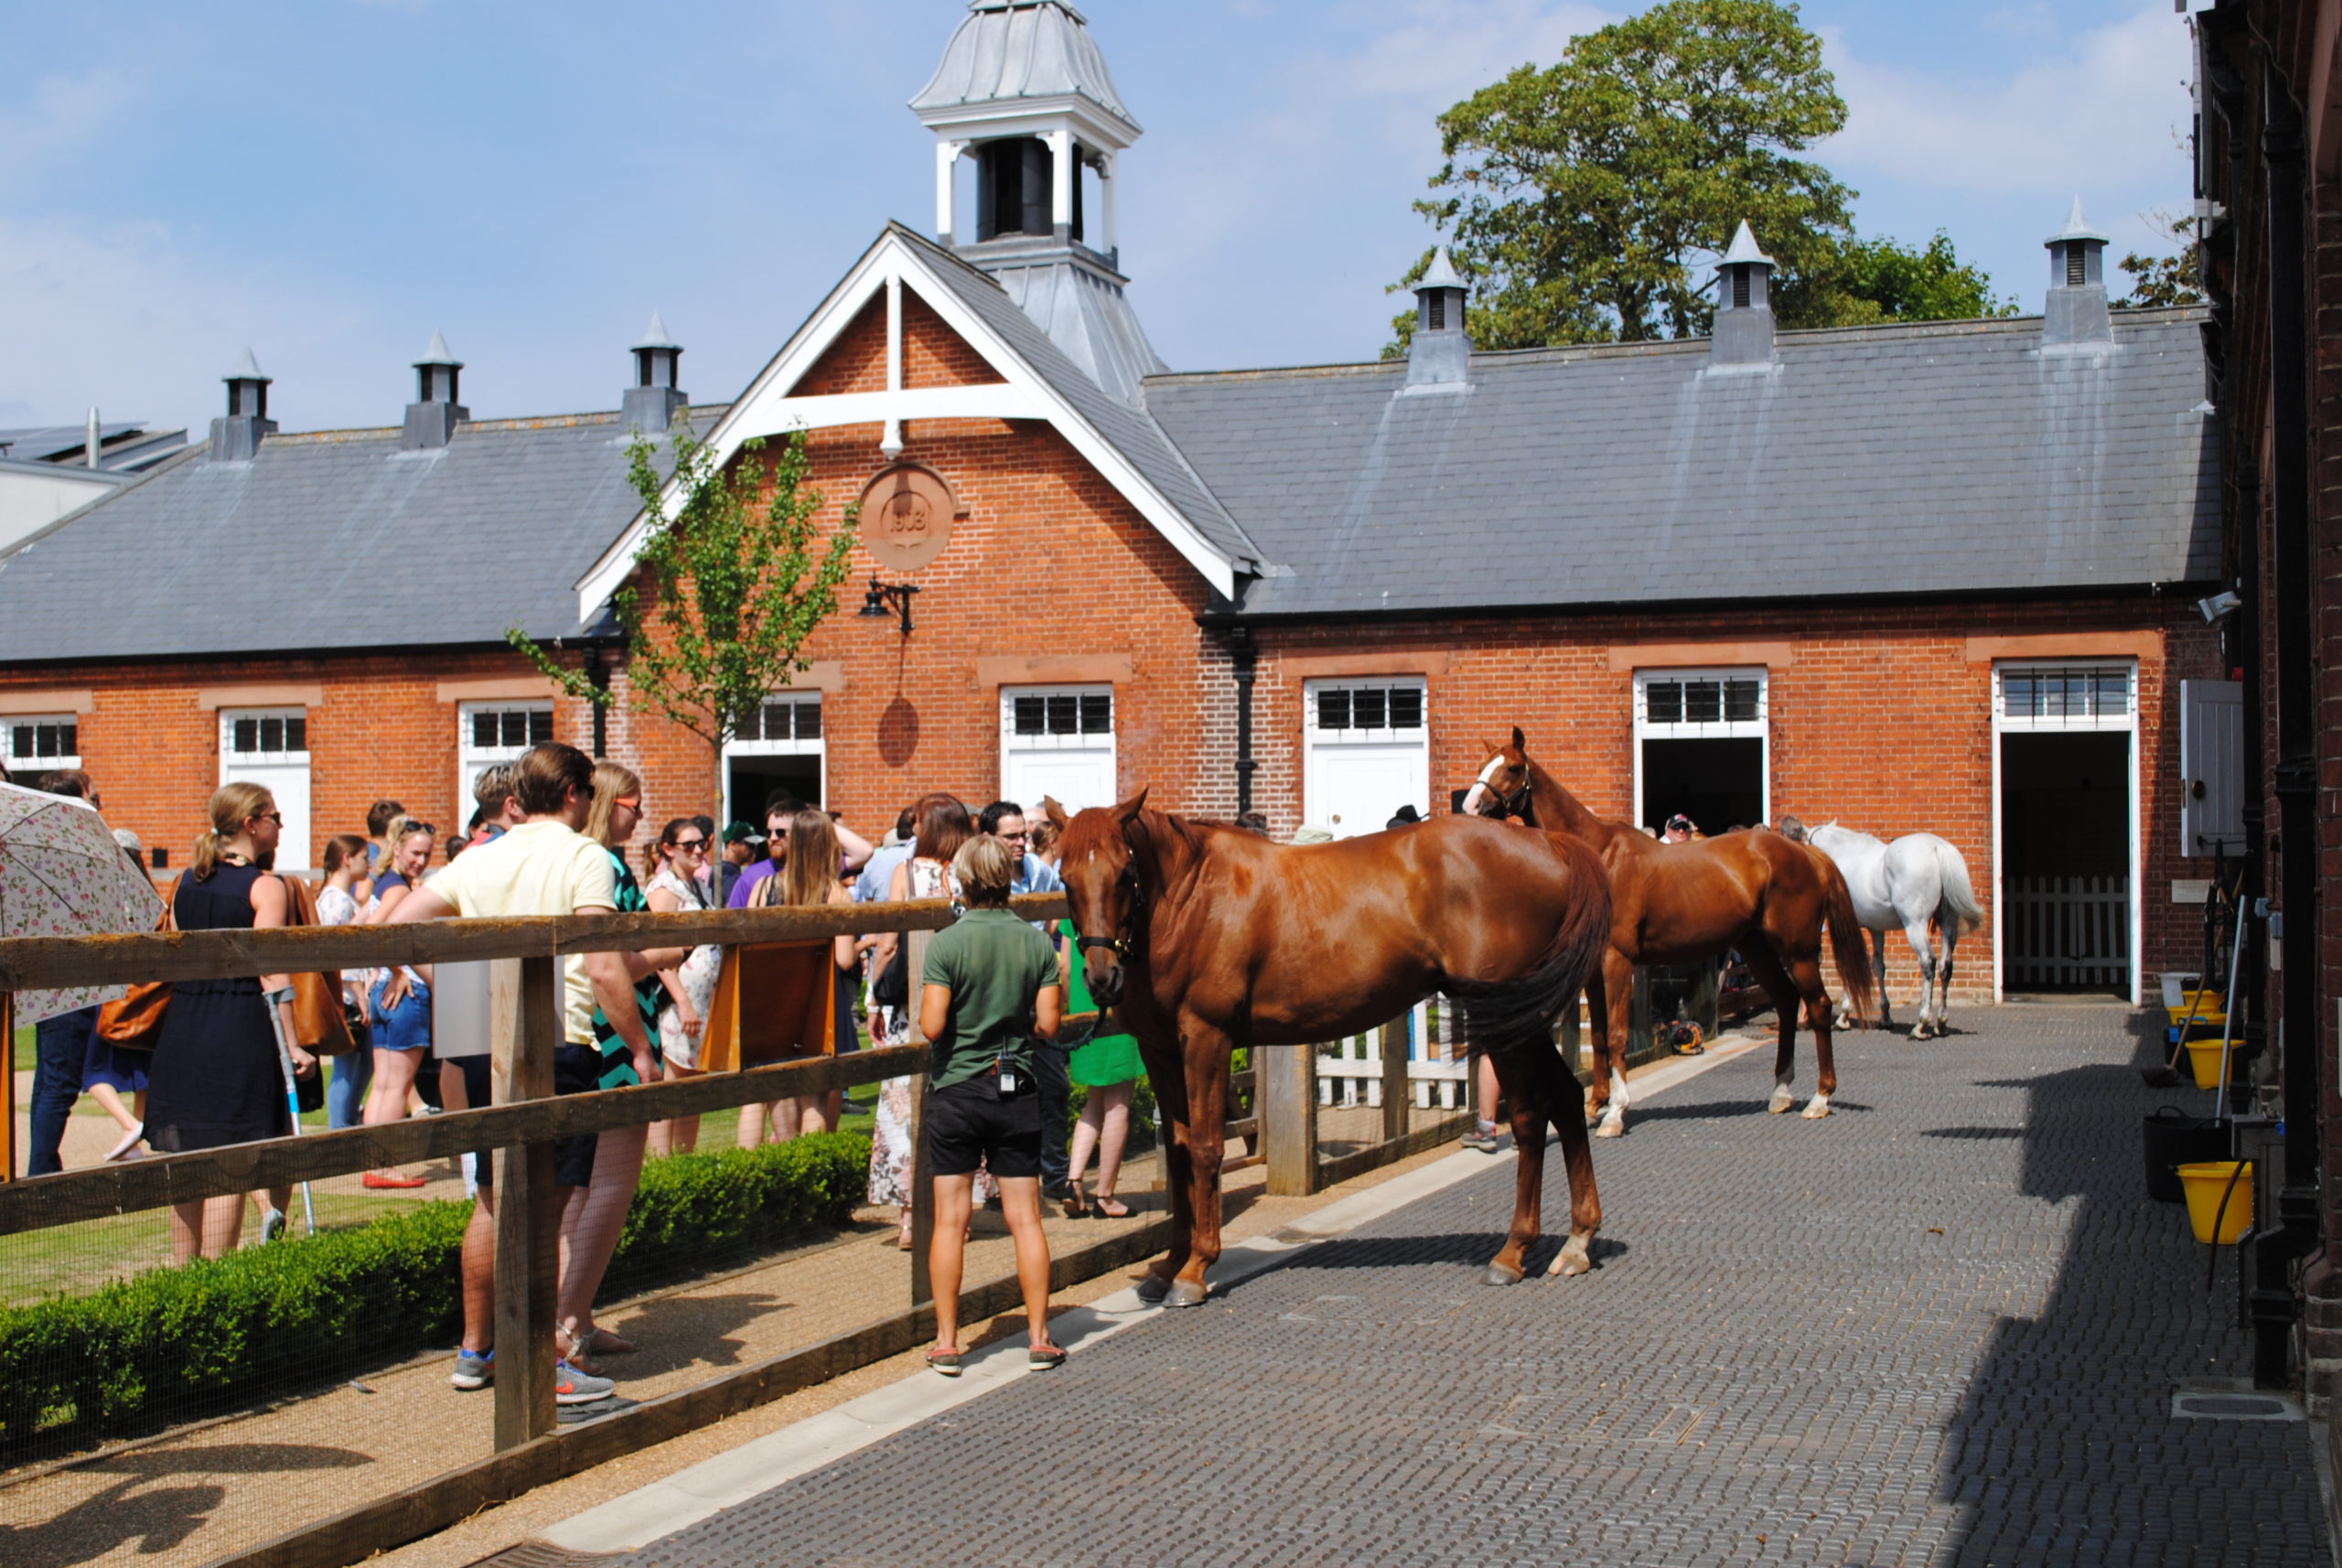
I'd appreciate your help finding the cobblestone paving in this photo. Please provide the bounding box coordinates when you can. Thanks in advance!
[623,1008,2329,1566]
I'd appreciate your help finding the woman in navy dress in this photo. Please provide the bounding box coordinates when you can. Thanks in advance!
[143,782,316,1262]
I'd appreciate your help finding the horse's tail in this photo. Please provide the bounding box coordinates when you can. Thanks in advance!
[1934,839,1984,935]
[1447,836,1614,1051]
[1815,851,1876,1026]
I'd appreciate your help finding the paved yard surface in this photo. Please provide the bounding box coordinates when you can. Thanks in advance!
[608,1006,2329,1568]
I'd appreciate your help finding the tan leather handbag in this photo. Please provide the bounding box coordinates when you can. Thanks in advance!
[92,876,180,1050]
[281,875,356,1057]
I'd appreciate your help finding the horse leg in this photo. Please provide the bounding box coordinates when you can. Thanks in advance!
[1905,919,1937,1038]
[1791,953,1840,1119]
[1161,1023,1230,1309]
[1483,1047,1544,1285]
[1872,928,1892,1032]
[1591,948,1632,1139]
[1743,946,1802,1113]
[1133,1042,1190,1305]
[1540,1037,1603,1278]
[1937,929,1958,1036]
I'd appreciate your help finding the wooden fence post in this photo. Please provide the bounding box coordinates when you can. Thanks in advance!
[491,955,561,1451]
[1260,1044,1318,1197]
[1380,1016,1408,1144]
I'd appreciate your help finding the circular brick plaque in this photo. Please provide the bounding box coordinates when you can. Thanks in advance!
[860,464,962,573]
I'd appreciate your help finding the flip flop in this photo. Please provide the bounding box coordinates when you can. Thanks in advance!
[1092,1197,1132,1219]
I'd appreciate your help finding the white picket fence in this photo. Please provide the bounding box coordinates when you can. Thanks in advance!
[2004,875,2130,988]
[1316,997,1473,1109]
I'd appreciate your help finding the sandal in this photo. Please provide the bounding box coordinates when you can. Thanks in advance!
[555,1320,604,1377]
[589,1326,639,1356]
[1092,1197,1131,1219]
[926,1347,963,1377]
[1062,1182,1089,1219]
[1027,1343,1068,1371]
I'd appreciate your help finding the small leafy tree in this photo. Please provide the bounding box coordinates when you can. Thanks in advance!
[2115,211,2206,309]
[1401,0,1853,351]
[1776,231,2018,328]
[510,424,858,811]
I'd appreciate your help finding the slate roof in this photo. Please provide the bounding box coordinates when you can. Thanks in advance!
[1144,309,2219,617]
[900,225,1261,571]
[0,409,716,662]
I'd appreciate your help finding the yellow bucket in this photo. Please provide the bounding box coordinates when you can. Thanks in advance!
[2178,1161,2253,1244]
[2182,1038,2232,1090]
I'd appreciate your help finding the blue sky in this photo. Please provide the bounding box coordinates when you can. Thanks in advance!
[0,1,2199,439]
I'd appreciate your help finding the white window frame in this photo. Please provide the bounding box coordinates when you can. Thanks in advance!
[5,714,81,773]
[219,706,313,871]
[457,701,554,819]
[1302,676,1429,834]
[1989,660,2141,1004]
[1001,684,1117,809]
[723,691,825,826]
[1631,667,1769,830]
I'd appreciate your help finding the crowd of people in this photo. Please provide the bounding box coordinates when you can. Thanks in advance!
[5,747,1133,1395]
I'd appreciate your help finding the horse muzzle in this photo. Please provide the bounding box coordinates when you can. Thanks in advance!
[1086,954,1127,1009]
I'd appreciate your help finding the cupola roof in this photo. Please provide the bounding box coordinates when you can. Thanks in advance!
[912,0,1138,136]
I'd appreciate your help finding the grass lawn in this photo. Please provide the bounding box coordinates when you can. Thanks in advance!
[12,1022,29,1073]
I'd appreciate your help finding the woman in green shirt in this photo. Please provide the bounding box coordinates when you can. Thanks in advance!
[919,833,1066,1374]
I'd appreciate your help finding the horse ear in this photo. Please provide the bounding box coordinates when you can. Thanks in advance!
[1040,796,1070,829]
[1509,725,1525,750]
[1112,786,1150,825]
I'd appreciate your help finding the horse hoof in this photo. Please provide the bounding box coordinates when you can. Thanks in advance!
[1133,1274,1170,1305]
[1164,1278,1209,1310]
[1548,1239,1593,1278]
[1484,1262,1523,1287]
[1767,1087,1796,1114]
[1594,1117,1624,1140]
[1801,1096,1831,1120]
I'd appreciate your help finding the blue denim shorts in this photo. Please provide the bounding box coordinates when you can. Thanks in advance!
[370,974,433,1054]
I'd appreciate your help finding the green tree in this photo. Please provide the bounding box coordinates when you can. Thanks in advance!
[1407,0,1853,350]
[2114,212,2205,309]
[509,425,858,807]
[1777,231,2018,328]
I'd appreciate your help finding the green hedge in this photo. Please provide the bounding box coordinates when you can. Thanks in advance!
[0,1131,868,1456]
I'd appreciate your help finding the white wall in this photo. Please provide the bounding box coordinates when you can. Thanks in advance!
[0,467,119,554]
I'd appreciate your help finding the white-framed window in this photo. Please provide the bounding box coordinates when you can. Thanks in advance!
[5,714,81,772]
[1303,677,1428,838]
[1003,684,1116,814]
[1995,664,2133,731]
[724,692,824,824]
[457,701,554,813]
[1632,667,1768,832]
[220,707,313,871]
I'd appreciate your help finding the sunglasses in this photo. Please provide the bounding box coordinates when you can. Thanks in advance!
[254,811,285,826]
[612,796,642,811]
[671,837,707,851]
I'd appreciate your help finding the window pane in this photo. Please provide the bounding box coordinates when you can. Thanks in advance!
[8,725,27,758]
[1724,680,1759,723]
[766,701,795,740]
[1389,688,1423,729]
[498,711,524,746]
[1354,688,1387,729]
[795,701,822,741]
[285,716,306,752]
[472,712,498,747]
[35,725,58,757]
[61,723,77,757]
[233,718,258,752]
[2096,671,2128,714]
[1078,693,1111,735]
[259,717,284,752]
[528,709,553,745]
[1013,697,1044,736]
[1683,681,1721,724]
[1046,694,1078,734]
[1317,690,1350,730]
[1646,682,1681,724]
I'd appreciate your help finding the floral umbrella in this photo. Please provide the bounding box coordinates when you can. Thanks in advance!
[0,782,163,1025]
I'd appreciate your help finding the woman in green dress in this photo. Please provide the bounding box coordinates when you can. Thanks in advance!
[1060,917,1144,1218]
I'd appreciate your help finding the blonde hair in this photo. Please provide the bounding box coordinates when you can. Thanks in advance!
[951,833,1015,908]
[584,759,642,849]
[780,808,839,908]
[193,781,275,881]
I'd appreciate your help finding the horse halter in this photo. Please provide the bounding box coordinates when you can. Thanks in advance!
[1075,868,1144,957]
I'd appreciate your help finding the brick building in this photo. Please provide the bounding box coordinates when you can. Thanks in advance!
[0,0,2220,1016]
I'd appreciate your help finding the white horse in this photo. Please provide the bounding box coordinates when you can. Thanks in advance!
[1806,823,1983,1039]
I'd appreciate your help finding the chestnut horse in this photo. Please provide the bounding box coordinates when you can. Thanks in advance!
[1047,791,1614,1305]
[1464,728,1874,1134]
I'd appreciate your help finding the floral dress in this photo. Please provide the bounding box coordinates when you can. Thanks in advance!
[647,865,723,1070]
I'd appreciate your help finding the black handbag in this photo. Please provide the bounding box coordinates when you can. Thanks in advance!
[872,942,910,1010]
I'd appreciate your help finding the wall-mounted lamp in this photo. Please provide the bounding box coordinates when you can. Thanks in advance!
[2198,589,2242,623]
[858,575,920,635]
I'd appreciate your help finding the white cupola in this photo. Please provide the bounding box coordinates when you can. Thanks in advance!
[910,0,1166,405]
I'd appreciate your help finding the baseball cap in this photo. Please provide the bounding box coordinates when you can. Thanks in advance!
[723,822,764,845]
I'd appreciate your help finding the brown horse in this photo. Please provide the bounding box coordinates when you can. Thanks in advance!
[1463,728,1874,1134]
[1047,790,1614,1305]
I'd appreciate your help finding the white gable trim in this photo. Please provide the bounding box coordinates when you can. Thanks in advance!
[575,231,1237,618]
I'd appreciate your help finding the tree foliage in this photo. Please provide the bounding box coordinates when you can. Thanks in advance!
[2115,211,2205,309]
[1410,0,1853,350]
[1776,231,2017,328]
[510,424,857,798]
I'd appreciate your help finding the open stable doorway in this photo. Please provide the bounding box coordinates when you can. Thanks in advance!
[1995,665,2136,998]
[1634,670,1767,836]
[724,693,824,825]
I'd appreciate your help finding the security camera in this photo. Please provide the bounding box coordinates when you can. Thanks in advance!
[2198,590,2241,623]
